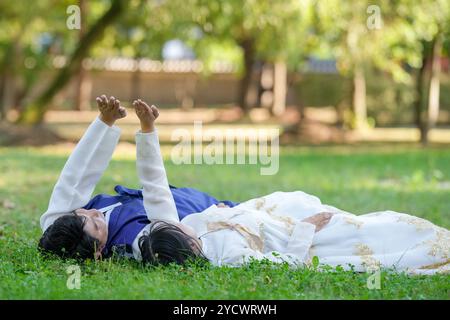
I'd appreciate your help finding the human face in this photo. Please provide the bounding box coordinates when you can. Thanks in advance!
[74,209,108,253]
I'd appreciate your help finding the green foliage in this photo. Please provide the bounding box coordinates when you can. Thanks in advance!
[296,73,351,107]
[312,256,320,269]
[296,70,450,126]
[143,0,310,71]
[2,0,450,124]
[0,145,449,299]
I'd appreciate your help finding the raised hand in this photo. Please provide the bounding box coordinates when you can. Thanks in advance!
[133,99,159,133]
[96,94,127,126]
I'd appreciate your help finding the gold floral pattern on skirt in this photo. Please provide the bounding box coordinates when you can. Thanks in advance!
[343,216,364,229]
[207,221,264,252]
[396,214,435,232]
[354,243,381,270]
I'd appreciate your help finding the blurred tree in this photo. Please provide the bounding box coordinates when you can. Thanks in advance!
[0,0,77,121]
[378,0,450,144]
[156,0,308,114]
[255,1,311,116]
[17,0,127,124]
[74,0,90,111]
[312,0,390,131]
[407,0,449,145]
[3,0,447,135]
[109,0,182,101]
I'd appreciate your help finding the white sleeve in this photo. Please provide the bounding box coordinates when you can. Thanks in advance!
[40,117,121,232]
[285,221,316,260]
[135,130,178,223]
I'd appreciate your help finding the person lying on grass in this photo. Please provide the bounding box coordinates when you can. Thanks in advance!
[130,107,448,275]
[141,197,449,275]
[38,95,238,260]
[39,95,449,275]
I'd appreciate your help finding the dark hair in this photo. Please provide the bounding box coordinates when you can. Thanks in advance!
[138,220,207,266]
[38,214,100,261]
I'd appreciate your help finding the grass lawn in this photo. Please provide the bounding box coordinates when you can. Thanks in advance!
[0,143,449,299]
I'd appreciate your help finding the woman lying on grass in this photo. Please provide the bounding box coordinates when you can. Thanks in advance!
[132,103,449,275]
[39,95,449,275]
[39,95,238,260]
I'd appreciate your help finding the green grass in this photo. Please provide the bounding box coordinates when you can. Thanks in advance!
[0,143,449,299]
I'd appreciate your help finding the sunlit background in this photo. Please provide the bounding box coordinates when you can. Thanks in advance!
[0,0,449,145]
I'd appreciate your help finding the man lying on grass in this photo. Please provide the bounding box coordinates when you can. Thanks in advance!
[39,95,450,275]
[39,95,238,260]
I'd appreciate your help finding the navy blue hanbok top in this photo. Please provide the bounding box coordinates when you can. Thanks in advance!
[83,185,238,257]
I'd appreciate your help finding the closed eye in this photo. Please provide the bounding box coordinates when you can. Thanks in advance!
[93,218,99,231]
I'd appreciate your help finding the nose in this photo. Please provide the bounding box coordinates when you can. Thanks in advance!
[75,209,103,219]
[91,210,102,218]
[95,210,105,220]
[74,208,86,215]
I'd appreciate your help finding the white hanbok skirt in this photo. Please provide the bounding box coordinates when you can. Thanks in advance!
[237,191,450,275]
[311,211,449,275]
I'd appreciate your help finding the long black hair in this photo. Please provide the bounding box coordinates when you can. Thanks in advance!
[38,214,99,261]
[138,220,207,266]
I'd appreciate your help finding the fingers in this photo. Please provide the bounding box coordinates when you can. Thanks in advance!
[132,99,159,128]
[108,96,116,108]
[137,99,157,117]
[96,94,128,120]
[137,99,150,110]
[133,99,156,115]
[118,107,127,118]
[151,105,159,118]
[96,95,112,108]
[132,99,144,114]
[95,97,102,107]
[96,95,106,107]
[101,95,108,107]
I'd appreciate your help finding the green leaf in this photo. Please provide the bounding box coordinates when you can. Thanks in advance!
[312,256,320,269]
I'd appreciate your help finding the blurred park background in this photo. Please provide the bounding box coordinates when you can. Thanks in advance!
[1,1,450,300]
[0,0,450,146]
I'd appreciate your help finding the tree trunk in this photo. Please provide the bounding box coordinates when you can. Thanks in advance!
[18,0,126,124]
[427,35,442,130]
[414,55,428,145]
[296,89,305,121]
[258,61,273,108]
[352,65,367,130]
[237,38,255,114]
[1,69,15,120]
[130,58,141,102]
[74,0,91,111]
[0,41,22,121]
[416,36,443,146]
[75,69,92,111]
[0,76,4,121]
[181,75,196,109]
[272,60,287,116]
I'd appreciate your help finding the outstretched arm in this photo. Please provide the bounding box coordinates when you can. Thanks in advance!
[40,95,126,232]
[134,100,179,223]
